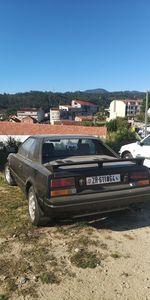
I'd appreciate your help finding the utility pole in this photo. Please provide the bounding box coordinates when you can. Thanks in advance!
[145,91,149,137]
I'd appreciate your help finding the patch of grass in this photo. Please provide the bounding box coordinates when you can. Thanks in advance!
[71,220,89,230]
[0,242,12,254]
[22,245,57,273]
[70,249,101,269]
[99,242,108,250]
[55,220,89,236]
[111,252,122,259]
[6,278,17,293]
[0,174,36,238]
[0,295,9,300]
[40,272,60,284]
[18,286,38,299]
[0,258,31,278]
[68,235,99,252]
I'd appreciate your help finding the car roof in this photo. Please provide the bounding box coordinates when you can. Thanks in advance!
[29,134,99,140]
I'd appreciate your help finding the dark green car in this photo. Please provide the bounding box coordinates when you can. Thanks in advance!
[4,134,150,226]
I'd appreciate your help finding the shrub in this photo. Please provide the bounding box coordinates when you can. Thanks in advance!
[0,138,21,171]
[106,128,139,153]
[106,117,128,133]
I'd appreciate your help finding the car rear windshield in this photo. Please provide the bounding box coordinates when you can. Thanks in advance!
[42,138,116,163]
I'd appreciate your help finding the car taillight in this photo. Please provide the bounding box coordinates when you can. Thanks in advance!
[130,171,148,180]
[50,177,76,197]
[51,177,75,188]
[129,170,150,187]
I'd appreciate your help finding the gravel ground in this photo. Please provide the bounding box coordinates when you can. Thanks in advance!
[1,175,150,300]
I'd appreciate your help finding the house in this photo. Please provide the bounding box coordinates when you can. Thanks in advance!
[123,99,143,117]
[21,116,37,124]
[107,100,126,120]
[17,107,45,123]
[59,105,76,120]
[50,108,60,125]
[107,99,143,120]
[71,99,99,116]
[9,115,21,123]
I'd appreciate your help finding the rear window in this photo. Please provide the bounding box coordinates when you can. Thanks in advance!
[42,138,116,163]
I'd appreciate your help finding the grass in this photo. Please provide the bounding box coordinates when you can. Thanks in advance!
[55,220,90,236]
[67,235,99,252]
[110,252,122,259]
[0,296,9,300]
[40,272,60,284]
[0,173,32,237]
[0,172,109,297]
[70,249,101,269]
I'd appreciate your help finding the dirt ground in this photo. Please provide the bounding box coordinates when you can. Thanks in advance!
[1,173,150,300]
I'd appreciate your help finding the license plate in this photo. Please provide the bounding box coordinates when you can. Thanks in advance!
[86,174,121,185]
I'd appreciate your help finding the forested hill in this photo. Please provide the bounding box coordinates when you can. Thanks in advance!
[0,90,146,114]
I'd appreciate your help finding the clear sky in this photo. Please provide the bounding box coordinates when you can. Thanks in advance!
[0,0,150,94]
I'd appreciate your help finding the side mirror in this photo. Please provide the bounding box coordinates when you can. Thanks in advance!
[136,141,143,146]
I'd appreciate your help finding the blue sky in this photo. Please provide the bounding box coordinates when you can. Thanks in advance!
[0,0,150,93]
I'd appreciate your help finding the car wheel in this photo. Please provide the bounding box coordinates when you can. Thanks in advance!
[122,152,133,159]
[4,163,16,186]
[28,186,44,226]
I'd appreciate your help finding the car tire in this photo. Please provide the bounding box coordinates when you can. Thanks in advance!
[28,186,46,226]
[4,163,16,186]
[122,152,133,159]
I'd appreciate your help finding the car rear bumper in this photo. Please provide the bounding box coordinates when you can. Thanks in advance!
[43,186,150,218]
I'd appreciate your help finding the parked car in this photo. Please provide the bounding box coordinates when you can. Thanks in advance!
[119,134,150,168]
[4,134,150,226]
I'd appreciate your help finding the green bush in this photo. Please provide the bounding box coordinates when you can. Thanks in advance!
[0,138,21,171]
[106,128,139,153]
[106,117,128,132]
[105,117,140,153]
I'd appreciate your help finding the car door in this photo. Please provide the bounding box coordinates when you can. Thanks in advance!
[11,137,39,190]
[136,135,150,159]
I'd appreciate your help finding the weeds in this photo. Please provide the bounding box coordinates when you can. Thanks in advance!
[0,295,9,300]
[111,252,122,259]
[40,272,60,284]
[70,249,101,269]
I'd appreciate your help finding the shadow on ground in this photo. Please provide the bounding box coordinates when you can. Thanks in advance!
[54,202,150,232]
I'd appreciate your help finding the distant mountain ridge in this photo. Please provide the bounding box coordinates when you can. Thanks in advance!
[84,88,108,93]
[84,88,145,95]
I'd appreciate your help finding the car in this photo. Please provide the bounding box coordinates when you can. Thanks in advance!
[4,134,150,226]
[119,134,150,168]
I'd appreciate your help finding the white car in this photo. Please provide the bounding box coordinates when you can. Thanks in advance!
[119,134,150,168]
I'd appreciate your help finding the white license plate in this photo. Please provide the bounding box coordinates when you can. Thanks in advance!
[86,174,121,185]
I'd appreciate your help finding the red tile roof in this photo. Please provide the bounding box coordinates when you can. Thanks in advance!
[0,122,107,137]
[72,99,98,106]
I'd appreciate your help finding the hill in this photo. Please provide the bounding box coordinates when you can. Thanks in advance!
[0,90,146,115]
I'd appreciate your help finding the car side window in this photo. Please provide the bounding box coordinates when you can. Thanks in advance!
[18,138,39,160]
[142,136,150,146]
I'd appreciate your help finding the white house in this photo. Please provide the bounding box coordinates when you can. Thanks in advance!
[107,99,143,120]
[17,108,45,123]
[50,108,60,125]
[107,100,126,121]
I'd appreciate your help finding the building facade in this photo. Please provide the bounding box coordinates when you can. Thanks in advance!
[108,99,143,120]
[71,99,98,116]
[17,108,45,122]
